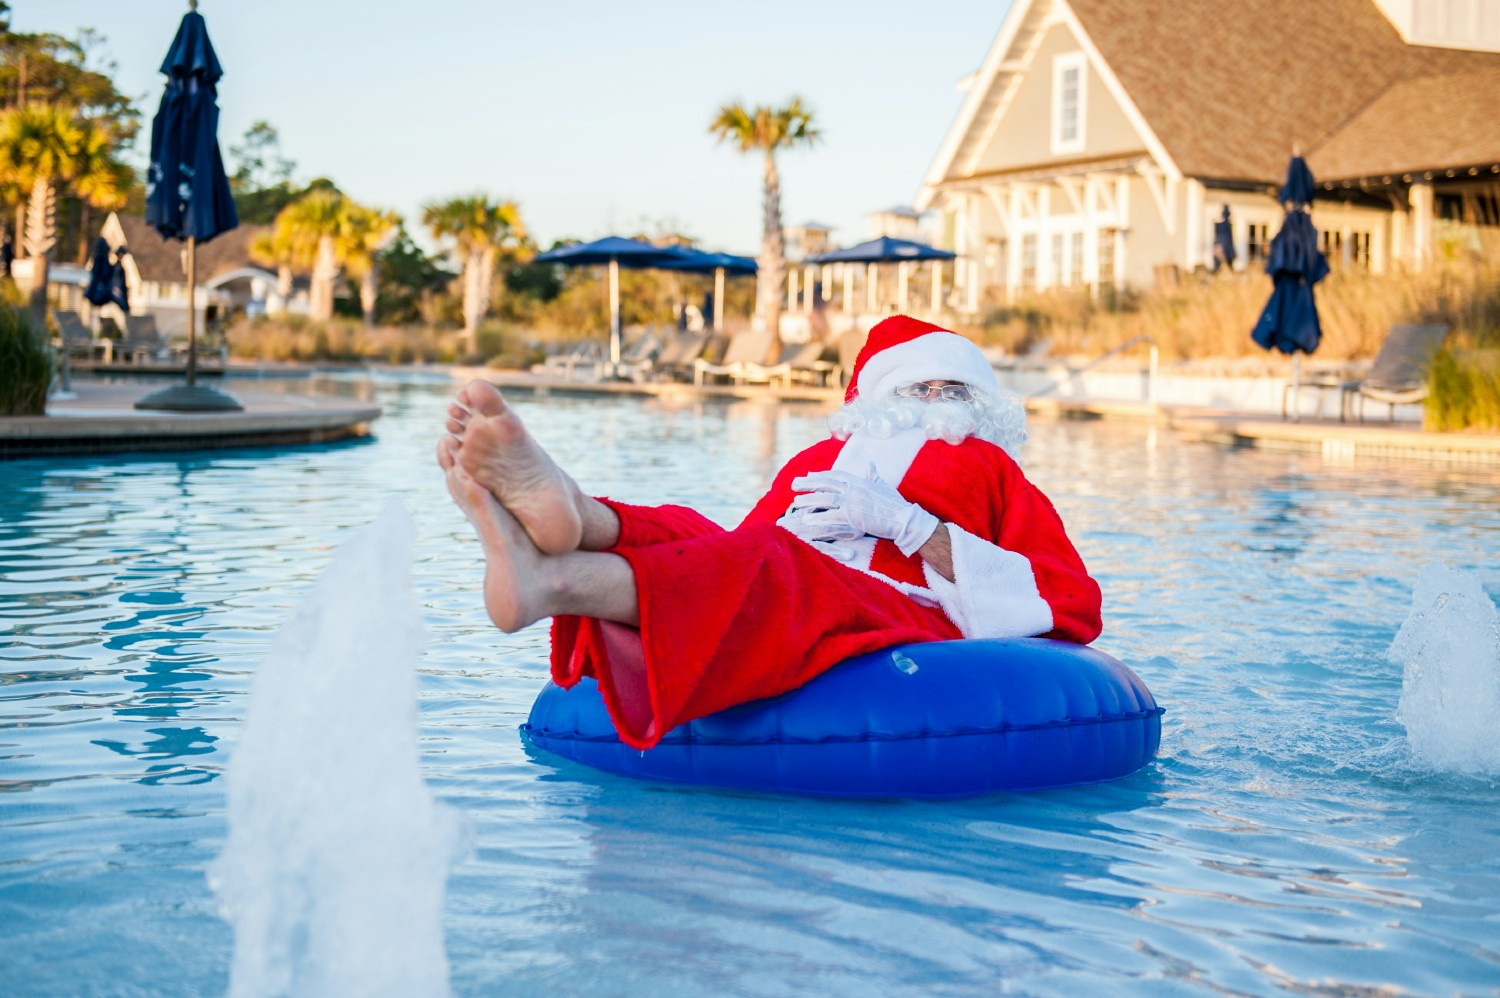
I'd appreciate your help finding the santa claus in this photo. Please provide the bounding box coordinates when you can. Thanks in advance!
[438,315,1102,750]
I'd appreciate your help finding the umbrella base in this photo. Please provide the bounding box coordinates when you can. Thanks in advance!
[134,384,244,412]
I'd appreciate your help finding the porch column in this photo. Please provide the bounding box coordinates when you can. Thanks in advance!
[1183,178,1205,271]
[820,264,832,303]
[897,261,910,313]
[842,263,854,314]
[930,260,942,314]
[866,262,878,313]
[805,264,816,313]
[787,267,799,311]
[1409,179,1433,271]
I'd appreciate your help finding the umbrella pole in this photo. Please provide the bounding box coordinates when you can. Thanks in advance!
[1290,353,1301,423]
[186,236,197,390]
[608,258,620,375]
[714,267,725,331]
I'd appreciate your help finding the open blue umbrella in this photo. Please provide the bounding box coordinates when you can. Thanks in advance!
[808,237,956,316]
[1251,155,1329,419]
[654,247,757,332]
[137,0,241,412]
[84,237,130,312]
[534,236,687,371]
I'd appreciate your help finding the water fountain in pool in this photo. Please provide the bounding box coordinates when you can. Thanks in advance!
[1390,563,1500,776]
[208,501,465,997]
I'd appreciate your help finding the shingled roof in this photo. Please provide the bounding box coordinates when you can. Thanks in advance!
[1066,0,1500,184]
[115,214,272,284]
[1309,68,1500,180]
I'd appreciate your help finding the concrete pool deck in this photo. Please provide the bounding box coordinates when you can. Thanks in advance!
[3,367,1497,465]
[460,367,1500,466]
[0,380,381,458]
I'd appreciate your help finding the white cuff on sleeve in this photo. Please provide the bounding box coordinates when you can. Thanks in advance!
[923,522,1053,639]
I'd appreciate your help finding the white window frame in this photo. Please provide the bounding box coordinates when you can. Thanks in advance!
[1051,52,1087,156]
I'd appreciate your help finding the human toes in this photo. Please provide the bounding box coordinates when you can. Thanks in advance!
[437,434,459,470]
[457,379,507,417]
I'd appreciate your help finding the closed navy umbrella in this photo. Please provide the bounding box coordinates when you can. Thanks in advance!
[137,0,241,412]
[84,237,130,312]
[1251,155,1329,419]
[1212,205,1236,273]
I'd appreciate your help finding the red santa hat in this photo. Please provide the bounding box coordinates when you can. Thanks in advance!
[844,315,999,404]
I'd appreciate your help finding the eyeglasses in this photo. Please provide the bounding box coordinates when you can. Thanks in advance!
[895,382,972,402]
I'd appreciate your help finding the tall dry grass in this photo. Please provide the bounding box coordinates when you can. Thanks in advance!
[226,316,545,368]
[970,254,1500,366]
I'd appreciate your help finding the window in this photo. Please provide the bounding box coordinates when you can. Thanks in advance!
[1052,53,1087,154]
[1021,234,1037,289]
[1350,231,1372,269]
[1098,228,1116,286]
[1051,233,1065,287]
[985,238,1008,285]
[1246,224,1270,263]
[1321,229,1344,264]
[1069,232,1084,286]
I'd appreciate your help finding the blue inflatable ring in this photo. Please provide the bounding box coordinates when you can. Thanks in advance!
[521,638,1162,798]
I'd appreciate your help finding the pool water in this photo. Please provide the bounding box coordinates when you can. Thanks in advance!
[3,374,1499,996]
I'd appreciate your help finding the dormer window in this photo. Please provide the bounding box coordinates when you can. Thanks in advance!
[1052,52,1086,154]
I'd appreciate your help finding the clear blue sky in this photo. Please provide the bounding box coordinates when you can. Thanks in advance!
[21,0,1009,255]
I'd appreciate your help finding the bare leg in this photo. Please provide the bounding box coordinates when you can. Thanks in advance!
[442,380,621,552]
[444,461,639,631]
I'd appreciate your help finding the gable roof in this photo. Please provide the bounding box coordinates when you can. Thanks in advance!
[1068,0,1500,184]
[922,0,1500,201]
[114,214,271,284]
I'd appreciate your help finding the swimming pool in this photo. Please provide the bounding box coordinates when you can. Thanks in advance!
[3,374,1498,996]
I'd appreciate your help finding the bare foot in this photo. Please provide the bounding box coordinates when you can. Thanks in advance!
[449,380,584,555]
[444,463,552,632]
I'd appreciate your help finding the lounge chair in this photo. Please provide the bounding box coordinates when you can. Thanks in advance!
[52,310,112,362]
[535,341,605,381]
[613,327,663,382]
[1350,323,1449,421]
[121,315,169,364]
[693,330,777,386]
[835,328,867,390]
[645,329,711,382]
[735,340,839,389]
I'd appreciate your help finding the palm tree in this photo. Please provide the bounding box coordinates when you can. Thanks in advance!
[421,194,525,348]
[337,202,399,328]
[249,226,300,312]
[709,97,819,356]
[0,103,128,316]
[273,189,345,321]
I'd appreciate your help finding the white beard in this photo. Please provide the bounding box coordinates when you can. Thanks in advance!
[827,389,1028,460]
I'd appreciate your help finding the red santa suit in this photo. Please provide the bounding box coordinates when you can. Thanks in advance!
[550,316,1102,750]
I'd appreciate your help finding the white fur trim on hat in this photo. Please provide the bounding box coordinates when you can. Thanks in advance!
[854,331,999,401]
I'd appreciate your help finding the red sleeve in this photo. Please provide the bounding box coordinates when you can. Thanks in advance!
[992,465,1103,644]
[902,439,1102,644]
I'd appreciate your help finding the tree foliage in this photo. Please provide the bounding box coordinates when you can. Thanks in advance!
[709,97,819,352]
[229,120,300,224]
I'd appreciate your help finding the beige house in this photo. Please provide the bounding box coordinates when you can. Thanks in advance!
[916,0,1500,312]
[99,213,315,335]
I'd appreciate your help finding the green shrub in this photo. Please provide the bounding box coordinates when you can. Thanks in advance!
[0,304,53,416]
[1427,347,1500,432]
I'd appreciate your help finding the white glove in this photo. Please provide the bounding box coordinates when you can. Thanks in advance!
[789,466,940,557]
[776,504,863,544]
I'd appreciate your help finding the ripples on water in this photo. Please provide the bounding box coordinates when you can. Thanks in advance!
[2,374,1499,996]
